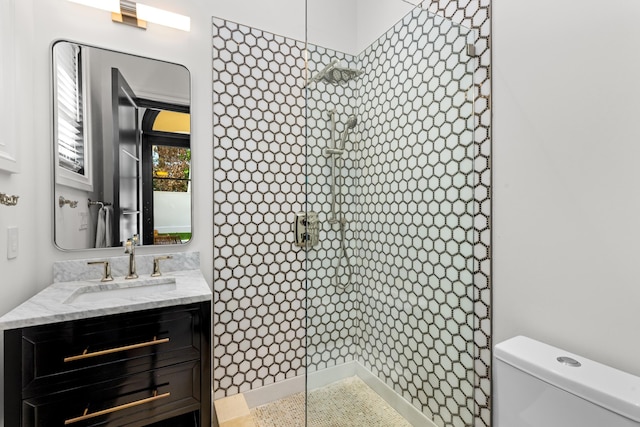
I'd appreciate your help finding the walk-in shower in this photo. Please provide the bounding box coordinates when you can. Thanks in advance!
[305,4,479,427]
[213,0,492,426]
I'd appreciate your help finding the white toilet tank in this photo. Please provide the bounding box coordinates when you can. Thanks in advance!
[495,336,640,427]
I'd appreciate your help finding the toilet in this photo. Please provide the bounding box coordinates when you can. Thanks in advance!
[494,336,640,426]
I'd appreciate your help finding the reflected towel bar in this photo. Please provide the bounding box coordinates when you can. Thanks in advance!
[88,199,112,209]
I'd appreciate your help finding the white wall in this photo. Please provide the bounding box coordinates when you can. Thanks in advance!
[494,0,640,376]
[355,0,414,53]
[154,191,191,234]
[0,0,39,315]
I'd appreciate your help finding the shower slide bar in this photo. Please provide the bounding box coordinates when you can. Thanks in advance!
[324,109,356,290]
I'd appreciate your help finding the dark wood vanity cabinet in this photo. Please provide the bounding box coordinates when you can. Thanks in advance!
[4,302,211,427]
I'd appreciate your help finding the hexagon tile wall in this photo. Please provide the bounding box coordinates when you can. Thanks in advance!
[352,10,477,427]
[213,17,308,397]
[213,0,491,426]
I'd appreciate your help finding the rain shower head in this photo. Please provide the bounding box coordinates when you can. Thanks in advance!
[308,59,363,86]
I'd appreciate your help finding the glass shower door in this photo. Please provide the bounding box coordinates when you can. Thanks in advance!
[304,2,477,426]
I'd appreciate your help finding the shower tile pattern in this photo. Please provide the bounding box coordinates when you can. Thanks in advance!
[213,17,307,398]
[304,48,360,371]
[423,1,493,425]
[353,10,476,427]
[213,0,492,426]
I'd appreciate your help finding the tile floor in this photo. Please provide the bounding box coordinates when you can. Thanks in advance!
[234,377,412,427]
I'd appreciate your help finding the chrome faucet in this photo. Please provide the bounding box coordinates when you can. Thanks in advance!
[124,234,139,279]
[87,260,114,282]
[151,255,173,277]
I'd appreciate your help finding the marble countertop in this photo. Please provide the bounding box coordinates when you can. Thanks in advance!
[0,269,212,330]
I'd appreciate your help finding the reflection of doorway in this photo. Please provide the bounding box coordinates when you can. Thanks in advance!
[112,68,140,246]
[141,108,191,245]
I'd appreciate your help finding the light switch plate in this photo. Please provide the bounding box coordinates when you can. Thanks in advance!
[79,212,88,231]
[7,226,18,259]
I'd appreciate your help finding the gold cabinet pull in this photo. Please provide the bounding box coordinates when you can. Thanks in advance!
[64,390,170,425]
[63,337,169,363]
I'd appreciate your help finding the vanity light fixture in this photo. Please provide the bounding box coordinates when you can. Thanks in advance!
[67,0,190,32]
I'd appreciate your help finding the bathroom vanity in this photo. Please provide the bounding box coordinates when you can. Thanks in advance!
[0,260,212,427]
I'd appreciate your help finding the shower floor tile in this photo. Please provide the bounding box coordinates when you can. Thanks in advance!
[250,376,412,427]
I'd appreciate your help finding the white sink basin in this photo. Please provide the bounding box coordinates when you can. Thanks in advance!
[64,277,177,304]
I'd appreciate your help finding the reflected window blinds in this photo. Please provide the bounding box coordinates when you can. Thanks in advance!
[55,42,85,175]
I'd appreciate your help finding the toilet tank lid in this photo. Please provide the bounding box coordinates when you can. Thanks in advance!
[495,336,640,423]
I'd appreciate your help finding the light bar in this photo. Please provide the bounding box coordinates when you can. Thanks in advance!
[67,0,190,32]
[136,4,190,32]
[67,0,120,13]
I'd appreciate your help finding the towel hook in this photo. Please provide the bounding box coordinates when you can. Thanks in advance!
[1,193,19,206]
[59,196,78,208]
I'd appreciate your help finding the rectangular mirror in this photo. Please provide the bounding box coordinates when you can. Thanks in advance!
[53,41,191,250]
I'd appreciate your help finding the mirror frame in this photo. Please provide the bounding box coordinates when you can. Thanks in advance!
[51,40,193,251]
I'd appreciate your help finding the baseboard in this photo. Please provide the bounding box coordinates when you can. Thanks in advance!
[354,363,437,427]
[242,362,358,408]
[242,374,305,409]
[307,360,358,391]
[241,361,436,427]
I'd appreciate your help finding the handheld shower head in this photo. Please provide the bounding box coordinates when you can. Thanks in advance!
[338,115,358,149]
[345,115,358,130]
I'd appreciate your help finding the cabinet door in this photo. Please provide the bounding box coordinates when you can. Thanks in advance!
[22,361,201,427]
[21,305,202,397]
[4,302,211,427]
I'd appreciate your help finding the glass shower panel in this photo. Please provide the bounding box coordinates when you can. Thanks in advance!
[305,2,476,426]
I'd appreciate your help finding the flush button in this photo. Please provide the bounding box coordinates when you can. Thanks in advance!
[557,356,581,367]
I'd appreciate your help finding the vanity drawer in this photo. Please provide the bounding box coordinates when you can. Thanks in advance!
[20,304,203,396]
[22,360,201,427]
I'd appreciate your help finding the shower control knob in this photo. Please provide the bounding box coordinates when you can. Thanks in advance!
[294,212,319,249]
